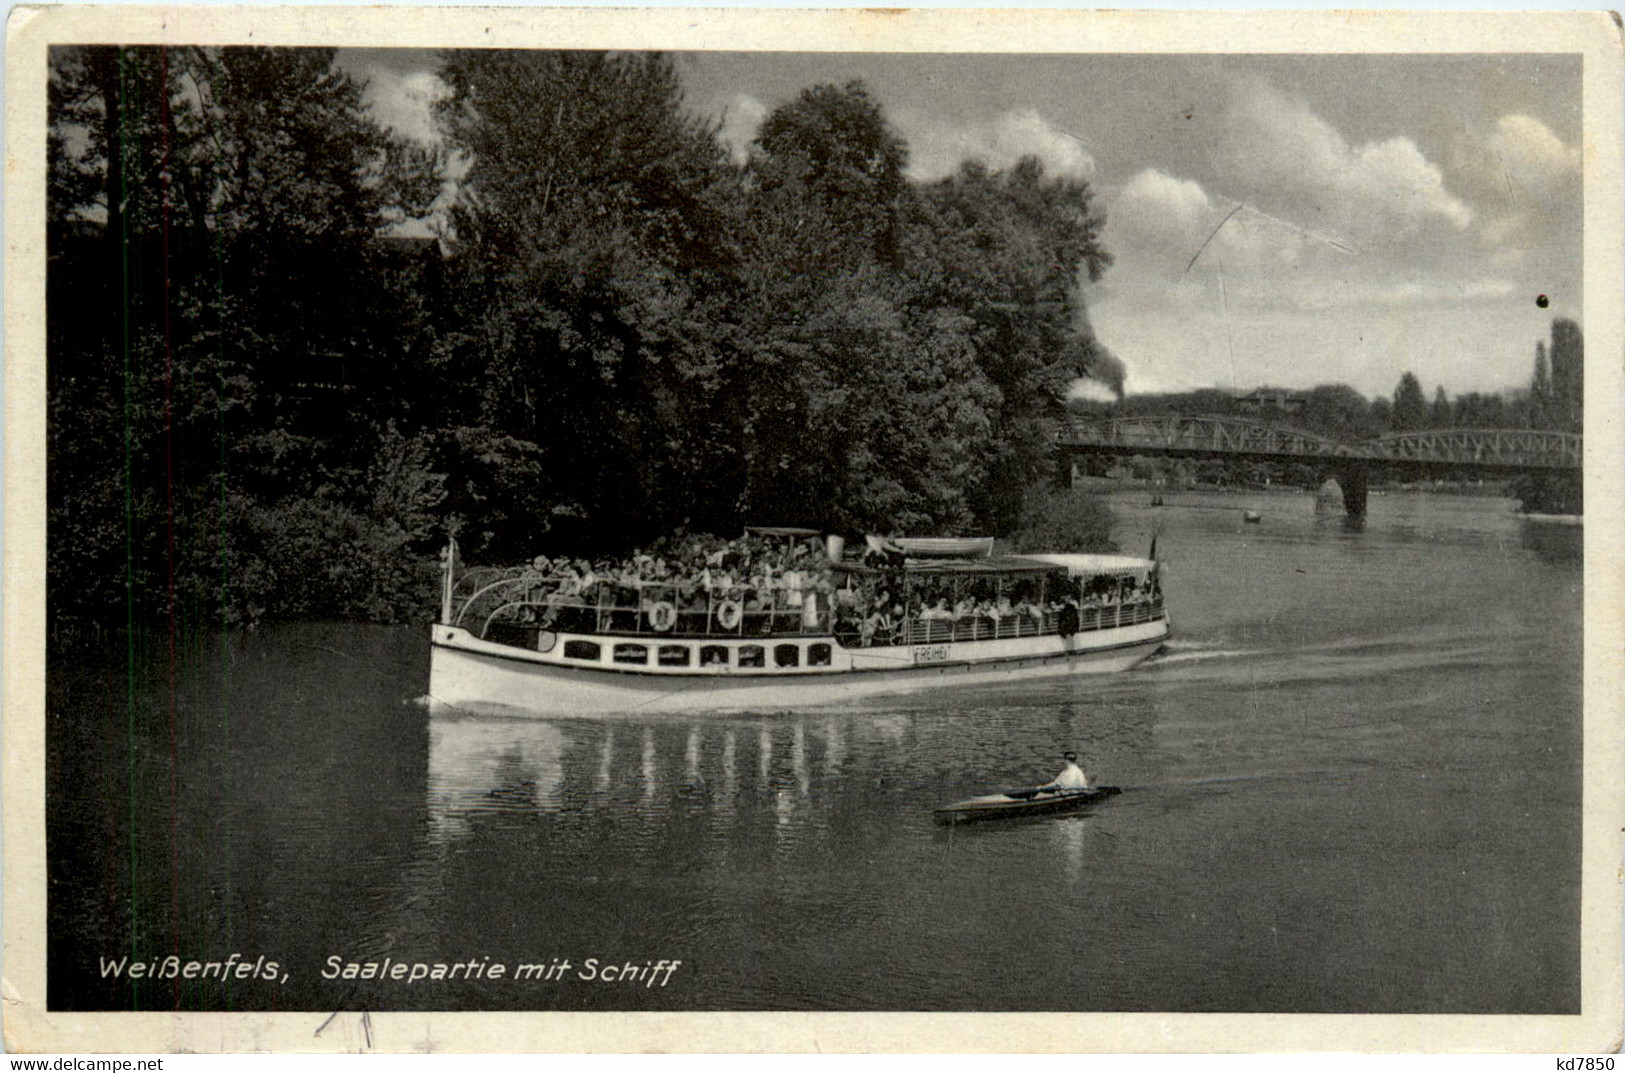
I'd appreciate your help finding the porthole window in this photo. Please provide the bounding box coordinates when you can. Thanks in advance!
[700,645,730,668]
[808,643,831,667]
[774,644,800,668]
[658,645,691,667]
[613,643,648,665]
[563,640,601,661]
[738,645,765,668]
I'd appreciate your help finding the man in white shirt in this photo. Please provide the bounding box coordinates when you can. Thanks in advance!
[1043,751,1091,790]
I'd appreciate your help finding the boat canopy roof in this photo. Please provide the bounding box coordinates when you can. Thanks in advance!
[744,526,822,538]
[835,553,1154,577]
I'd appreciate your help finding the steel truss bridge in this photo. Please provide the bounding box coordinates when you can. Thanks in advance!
[1057,415,1581,515]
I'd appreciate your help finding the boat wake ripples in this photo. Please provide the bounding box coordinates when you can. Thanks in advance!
[1143,642,1264,667]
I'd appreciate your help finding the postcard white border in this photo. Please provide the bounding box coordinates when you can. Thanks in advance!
[5,6,1622,1053]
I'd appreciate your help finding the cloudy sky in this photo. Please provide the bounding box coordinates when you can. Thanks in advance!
[348,50,1582,399]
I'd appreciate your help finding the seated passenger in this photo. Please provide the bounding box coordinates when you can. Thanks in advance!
[861,611,888,646]
[1040,751,1091,791]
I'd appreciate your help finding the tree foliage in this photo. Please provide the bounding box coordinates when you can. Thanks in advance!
[1391,371,1428,432]
[49,51,1124,633]
[1514,318,1584,514]
[431,65,1113,554]
[1547,317,1583,433]
[47,45,441,636]
[430,50,741,557]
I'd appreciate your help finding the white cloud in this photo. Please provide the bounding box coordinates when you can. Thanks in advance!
[357,65,448,144]
[1488,114,1580,191]
[1220,81,1472,234]
[1104,169,1326,276]
[717,93,769,165]
[1286,276,1518,311]
[901,107,1096,182]
[1446,113,1580,261]
[1112,168,1212,241]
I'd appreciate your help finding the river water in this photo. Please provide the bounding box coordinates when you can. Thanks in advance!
[46,491,1582,1013]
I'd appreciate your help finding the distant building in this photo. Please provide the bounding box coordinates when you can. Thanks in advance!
[1235,387,1306,416]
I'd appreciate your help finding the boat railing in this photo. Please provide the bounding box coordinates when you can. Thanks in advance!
[449,568,835,639]
[447,561,1163,647]
[893,599,1163,646]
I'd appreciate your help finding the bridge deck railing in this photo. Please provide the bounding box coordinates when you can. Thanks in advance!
[1060,416,1580,470]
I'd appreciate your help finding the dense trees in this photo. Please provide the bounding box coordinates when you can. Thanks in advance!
[1391,372,1428,432]
[1083,365,1569,448]
[429,50,741,556]
[1514,318,1584,513]
[427,64,1112,554]
[49,50,1119,634]
[1546,317,1583,433]
[48,45,445,635]
[1298,384,1385,443]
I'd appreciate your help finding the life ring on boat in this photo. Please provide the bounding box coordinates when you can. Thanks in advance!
[716,600,744,630]
[648,602,678,632]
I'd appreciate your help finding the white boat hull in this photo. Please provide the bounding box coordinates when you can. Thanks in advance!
[426,619,1169,716]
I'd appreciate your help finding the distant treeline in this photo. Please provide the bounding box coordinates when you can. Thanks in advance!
[1068,323,1583,512]
[48,47,1119,636]
[1070,327,1582,441]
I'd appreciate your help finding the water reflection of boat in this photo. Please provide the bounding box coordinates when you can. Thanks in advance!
[425,714,836,853]
[426,715,568,839]
[428,530,1170,717]
[933,785,1121,825]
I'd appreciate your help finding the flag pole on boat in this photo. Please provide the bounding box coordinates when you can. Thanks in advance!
[440,535,459,625]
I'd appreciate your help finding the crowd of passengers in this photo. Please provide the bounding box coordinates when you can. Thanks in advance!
[837,569,1162,647]
[523,532,834,608]
[504,531,1162,645]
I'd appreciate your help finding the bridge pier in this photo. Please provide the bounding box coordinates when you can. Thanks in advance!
[1331,463,1368,519]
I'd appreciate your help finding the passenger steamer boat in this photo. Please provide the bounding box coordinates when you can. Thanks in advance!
[427,528,1169,715]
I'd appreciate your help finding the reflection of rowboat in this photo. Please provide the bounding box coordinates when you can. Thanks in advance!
[932,784,1121,824]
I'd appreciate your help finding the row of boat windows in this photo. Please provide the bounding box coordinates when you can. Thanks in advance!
[562,639,835,669]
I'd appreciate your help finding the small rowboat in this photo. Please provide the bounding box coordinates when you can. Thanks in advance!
[932,784,1121,824]
[893,536,996,559]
